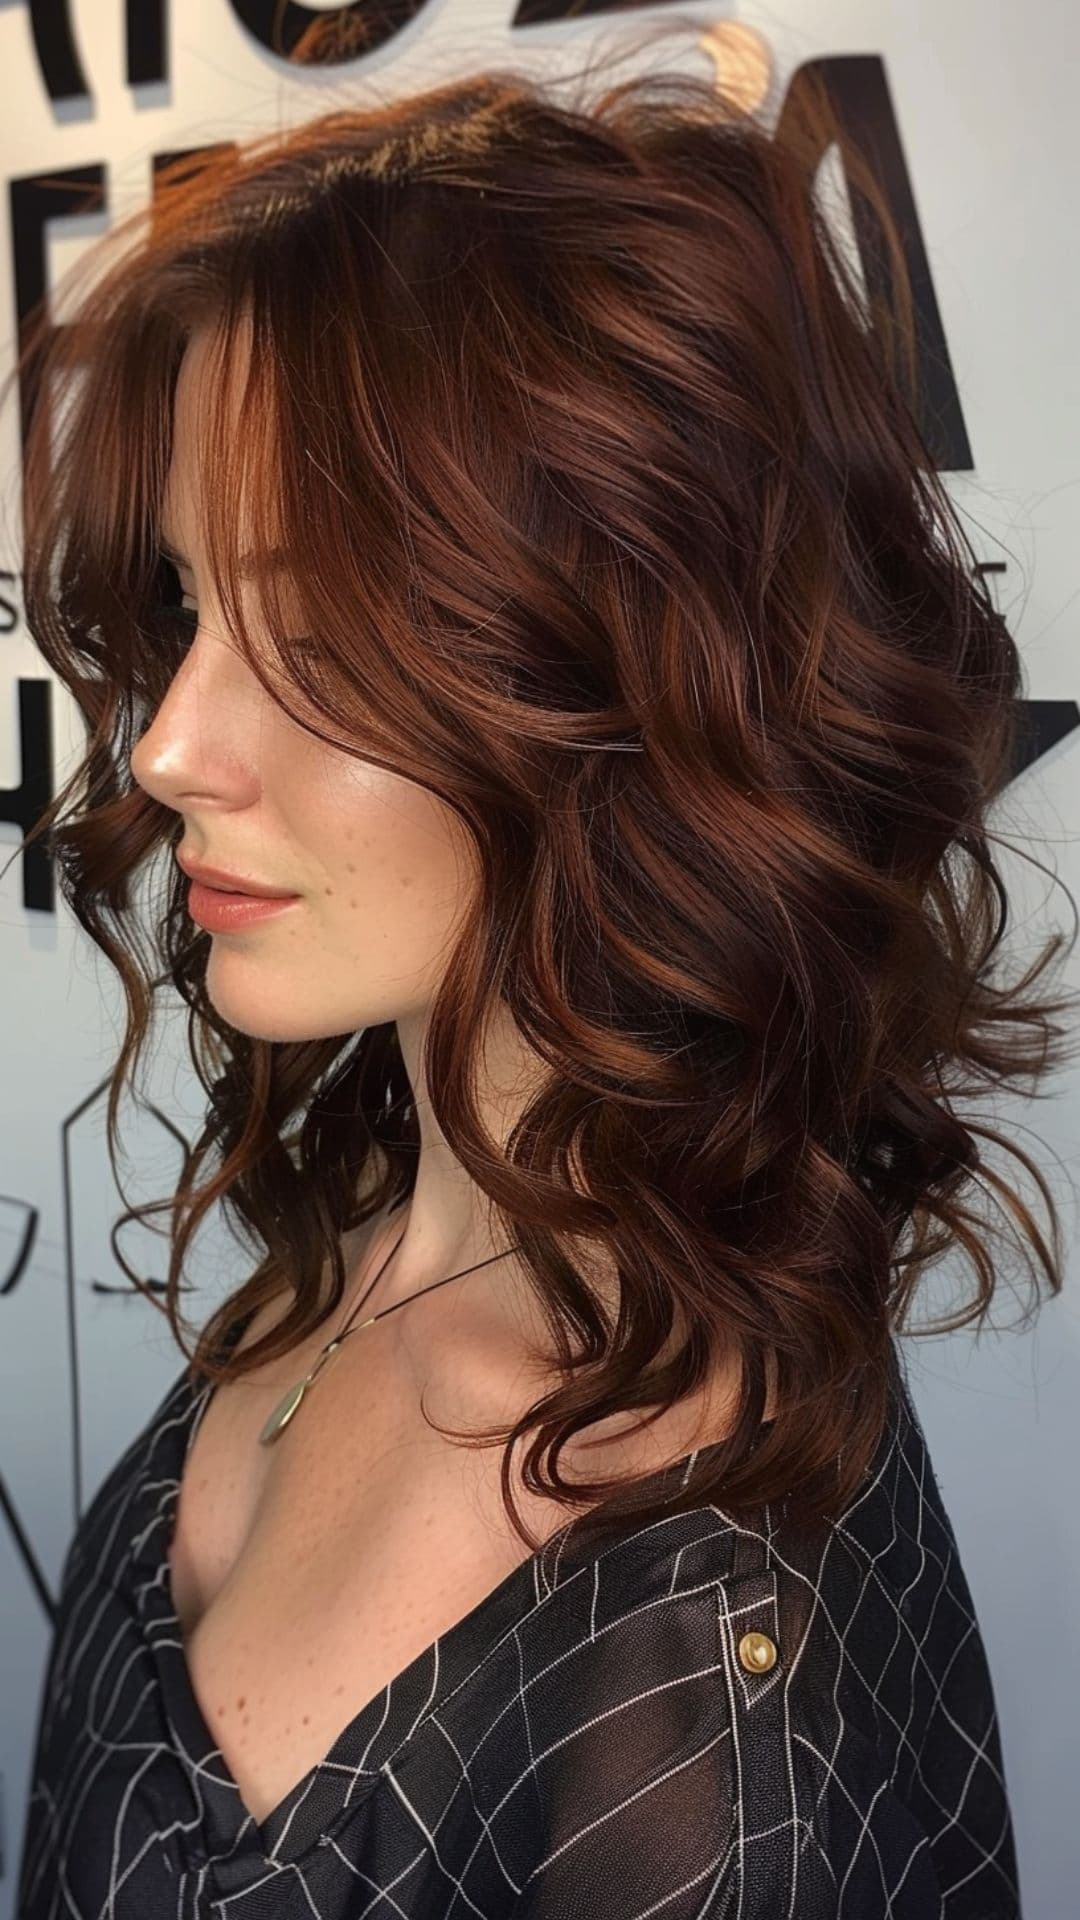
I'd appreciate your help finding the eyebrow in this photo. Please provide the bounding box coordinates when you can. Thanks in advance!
[158,536,291,582]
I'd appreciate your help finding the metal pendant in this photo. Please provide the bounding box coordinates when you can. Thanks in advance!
[258,1378,308,1445]
[256,1337,346,1447]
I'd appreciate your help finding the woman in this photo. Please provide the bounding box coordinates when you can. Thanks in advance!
[9,43,1076,1920]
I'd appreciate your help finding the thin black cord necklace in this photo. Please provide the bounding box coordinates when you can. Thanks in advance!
[258,1202,523,1446]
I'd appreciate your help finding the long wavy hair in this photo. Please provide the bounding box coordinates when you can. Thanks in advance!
[7,32,1079,1556]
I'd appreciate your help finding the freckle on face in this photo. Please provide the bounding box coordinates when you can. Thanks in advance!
[186,729,478,1049]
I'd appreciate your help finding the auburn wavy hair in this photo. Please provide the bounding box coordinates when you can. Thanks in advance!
[6,32,1079,1556]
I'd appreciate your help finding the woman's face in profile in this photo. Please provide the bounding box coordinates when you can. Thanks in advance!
[130,321,475,1046]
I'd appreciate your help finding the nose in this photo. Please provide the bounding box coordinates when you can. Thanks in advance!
[129,636,264,815]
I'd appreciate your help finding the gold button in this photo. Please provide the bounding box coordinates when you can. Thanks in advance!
[738,1630,778,1673]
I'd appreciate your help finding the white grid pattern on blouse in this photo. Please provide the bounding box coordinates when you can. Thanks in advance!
[17,1346,1022,1918]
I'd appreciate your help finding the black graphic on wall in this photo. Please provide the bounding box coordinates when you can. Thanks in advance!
[1,1081,193,1627]
[12,0,434,93]
[0,1194,51,1618]
[777,55,972,473]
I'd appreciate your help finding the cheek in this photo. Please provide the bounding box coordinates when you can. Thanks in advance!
[201,769,480,1045]
[296,760,479,971]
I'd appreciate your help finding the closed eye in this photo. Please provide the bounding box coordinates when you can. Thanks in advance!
[146,570,321,662]
[145,592,199,641]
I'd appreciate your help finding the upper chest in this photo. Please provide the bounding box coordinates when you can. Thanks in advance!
[164,1291,590,1826]
[168,1282,564,1658]
[164,1281,740,1828]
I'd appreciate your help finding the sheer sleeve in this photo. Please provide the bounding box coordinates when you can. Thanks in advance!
[499,1567,776,1918]
[496,1564,946,1919]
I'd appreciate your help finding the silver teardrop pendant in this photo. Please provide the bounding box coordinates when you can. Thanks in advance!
[258,1378,308,1446]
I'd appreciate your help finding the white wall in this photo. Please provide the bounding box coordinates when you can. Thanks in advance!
[1,4,1078,1913]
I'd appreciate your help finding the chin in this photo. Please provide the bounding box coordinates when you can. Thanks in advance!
[202,972,342,1046]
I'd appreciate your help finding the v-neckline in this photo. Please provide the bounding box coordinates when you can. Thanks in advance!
[138,1358,576,1883]
[134,1313,748,1892]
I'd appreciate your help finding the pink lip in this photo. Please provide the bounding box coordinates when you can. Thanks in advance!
[176,850,298,899]
[186,880,300,933]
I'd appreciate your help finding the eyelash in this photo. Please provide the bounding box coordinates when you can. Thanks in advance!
[149,589,321,662]
[147,594,198,642]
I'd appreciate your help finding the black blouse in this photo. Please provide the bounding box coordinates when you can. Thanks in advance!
[17,1322,1022,1918]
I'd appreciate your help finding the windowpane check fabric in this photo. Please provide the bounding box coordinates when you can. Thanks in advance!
[17,1329,1021,1918]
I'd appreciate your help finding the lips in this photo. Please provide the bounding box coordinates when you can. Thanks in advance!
[185,880,301,933]
[176,849,298,899]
